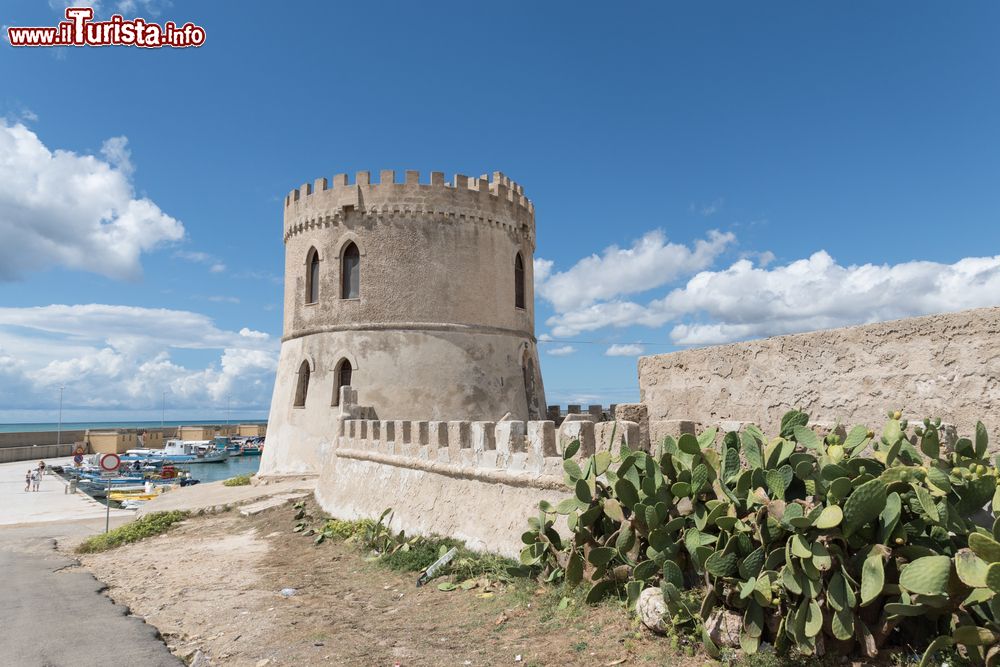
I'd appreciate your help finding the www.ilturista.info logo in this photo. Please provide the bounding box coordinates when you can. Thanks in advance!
[7,7,206,48]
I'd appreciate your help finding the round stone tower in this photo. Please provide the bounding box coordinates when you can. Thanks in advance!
[261,169,546,474]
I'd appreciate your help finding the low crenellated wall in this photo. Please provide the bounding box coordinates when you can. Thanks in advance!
[313,416,641,557]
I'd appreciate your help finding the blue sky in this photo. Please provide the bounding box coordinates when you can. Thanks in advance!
[1,1,999,422]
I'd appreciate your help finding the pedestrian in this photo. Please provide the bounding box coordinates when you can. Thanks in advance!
[30,469,40,492]
[25,469,31,492]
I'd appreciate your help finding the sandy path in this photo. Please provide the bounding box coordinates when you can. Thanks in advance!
[76,501,692,666]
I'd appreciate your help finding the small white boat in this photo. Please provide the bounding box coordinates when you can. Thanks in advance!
[124,440,229,464]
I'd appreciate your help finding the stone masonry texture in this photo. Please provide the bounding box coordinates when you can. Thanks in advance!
[638,306,1000,441]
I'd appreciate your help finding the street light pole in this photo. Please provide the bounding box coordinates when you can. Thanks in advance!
[57,385,64,447]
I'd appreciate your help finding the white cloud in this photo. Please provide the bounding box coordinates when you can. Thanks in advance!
[174,250,226,274]
[0,121,184,281]
[544,247,1000,345]
[545,345,576,356]
[691,198,724,217]
[605,344,645,357]
[535,229,734,313]
[0,304,277,413]
[99,135,133,175]
[663,251,1000,345]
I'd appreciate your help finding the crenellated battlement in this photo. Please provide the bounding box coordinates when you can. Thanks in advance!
[312,412,640,556]
[282,170,535,244]
[285,170,533,212]
[331,415,641,488]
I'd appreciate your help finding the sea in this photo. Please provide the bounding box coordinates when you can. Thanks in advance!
[174,454,264,483]
[0,419,268,434]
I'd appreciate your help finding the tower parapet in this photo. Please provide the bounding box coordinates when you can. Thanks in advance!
[282,170,535,248]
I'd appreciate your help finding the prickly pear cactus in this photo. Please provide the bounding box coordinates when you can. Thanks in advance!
[523,411,1000,664]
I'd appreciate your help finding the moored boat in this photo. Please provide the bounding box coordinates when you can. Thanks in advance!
[121,440,229,464]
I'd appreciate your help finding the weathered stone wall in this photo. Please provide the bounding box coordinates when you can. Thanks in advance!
[312,415,641,557]
[639,307,1000,440]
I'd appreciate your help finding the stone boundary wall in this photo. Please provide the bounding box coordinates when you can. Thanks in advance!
[0,430,86,449]
[313,416,641,557]
[0,443,75,463]
[639,307,1000,441]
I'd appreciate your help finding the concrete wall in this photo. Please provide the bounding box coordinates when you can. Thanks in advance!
[312,416,641,557]
[87,431,138,454]
[639,307,1000,439]
[0,444,75,463]
[0,431,86,448]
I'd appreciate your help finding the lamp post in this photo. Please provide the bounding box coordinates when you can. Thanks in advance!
[57,385,64,447]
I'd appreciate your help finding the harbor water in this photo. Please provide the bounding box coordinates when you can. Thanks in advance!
[181,454,263,484]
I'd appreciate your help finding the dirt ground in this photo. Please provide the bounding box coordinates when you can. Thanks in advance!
[69,500,706,667]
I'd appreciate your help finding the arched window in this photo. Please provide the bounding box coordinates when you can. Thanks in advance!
[341,242,360,299]
[305,248,320,304]
[332,358,353,406]
[293,360,310,407]
[514,252,526,310]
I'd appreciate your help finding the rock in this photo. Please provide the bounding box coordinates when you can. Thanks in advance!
[254,660,270,667]
[705,608,742,647]
[636,587,668,635]
[191,650,211,667]
[280,588,297,597]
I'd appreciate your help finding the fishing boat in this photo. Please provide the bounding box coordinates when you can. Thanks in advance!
[240,436,264,456]
[108,486,173,502]
[123,440,229,464]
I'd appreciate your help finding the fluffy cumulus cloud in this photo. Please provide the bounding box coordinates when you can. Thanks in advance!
[605,344,645,357]
[0,121,184,281]
[0,304,278,413]
[545,345,576,357]
[662,252,1000,345]
[539,242,1000,345]
[534,229,735,312]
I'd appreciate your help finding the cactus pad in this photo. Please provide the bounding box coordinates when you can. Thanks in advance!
[899,555,952,597]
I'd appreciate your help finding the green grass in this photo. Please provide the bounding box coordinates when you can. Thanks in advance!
[222,473,254,487]
[313,515,520,583]
[76,511,189,553]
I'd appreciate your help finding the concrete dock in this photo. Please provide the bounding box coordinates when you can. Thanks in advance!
[0,456,133,526]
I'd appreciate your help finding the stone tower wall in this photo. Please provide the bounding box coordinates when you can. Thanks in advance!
[262,170,546,476]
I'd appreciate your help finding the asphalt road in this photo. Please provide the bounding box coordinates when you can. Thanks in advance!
[0,522,182,667]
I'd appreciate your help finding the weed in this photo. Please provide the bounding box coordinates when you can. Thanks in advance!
[76,511,189,553]
[222,473,253,487]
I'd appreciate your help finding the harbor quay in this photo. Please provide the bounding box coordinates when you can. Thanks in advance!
[0,456,134,527]
[0,422,268,464]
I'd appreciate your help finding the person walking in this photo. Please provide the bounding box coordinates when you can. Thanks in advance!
[25,469,31,492]
[29,469,39,492]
